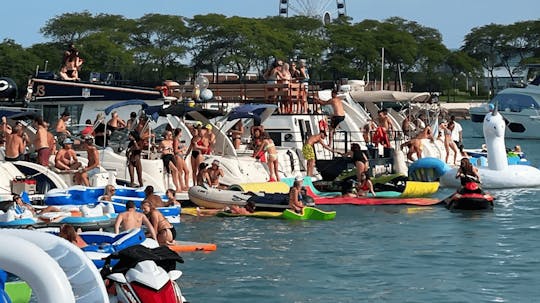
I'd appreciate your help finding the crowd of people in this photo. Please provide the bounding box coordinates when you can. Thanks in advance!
[263,58,310,114]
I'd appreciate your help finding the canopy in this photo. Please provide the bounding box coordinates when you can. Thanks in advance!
[103,100,149,115]
[158,103,223,120]
[349,90,432,103]
[226,104,277,123]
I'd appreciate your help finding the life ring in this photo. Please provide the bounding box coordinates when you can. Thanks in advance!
[318,119,328,133]
[0,79,8,91]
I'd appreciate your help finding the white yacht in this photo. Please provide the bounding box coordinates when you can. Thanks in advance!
[469,64,540,139]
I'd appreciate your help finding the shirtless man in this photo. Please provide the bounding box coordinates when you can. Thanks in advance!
[55,138,82,170]
[314,89,345,146]
[5,124,27,161]
[114,201,157,240]
[400,126,433,161]
[79,135,100,186]
[55,111,71,142]
[1,116,12,135]
[143,185,164,209]
[373,109,393,148]
[33,116,50,166]
[208,159,224,188]
[302,132,339,177]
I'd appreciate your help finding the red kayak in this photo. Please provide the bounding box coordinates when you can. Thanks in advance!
[315,196,440,206]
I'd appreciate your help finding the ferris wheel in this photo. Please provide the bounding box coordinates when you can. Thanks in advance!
[278,0,347,24]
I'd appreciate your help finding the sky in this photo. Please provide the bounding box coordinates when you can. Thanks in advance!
[1,0,538,49]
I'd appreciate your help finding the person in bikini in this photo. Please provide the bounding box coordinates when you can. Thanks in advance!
[100,184,116,202]
[343,143,368,182]
[187,123,208,186]
[33,116,50,167]
[126,130,143,187]
[229,120,244,150]
[208,160,224,188]
[159,130,182,191]
[400,125,433,161]
[356,172,375,197]
[253,133,279,181]
[114,201,157,241]
[141,201,176,245]
[173,128,189,191]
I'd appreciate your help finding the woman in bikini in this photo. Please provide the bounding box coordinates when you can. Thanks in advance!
[141,201,175,246]
[127,130,143,187]
[356,172,375,197]
[159,130,182,192]
[173,128,189,191]
[344,143,368,182]
[186,124,207,186]
[230,120,244,150]
[440,121,458,165]
[253,133,279,181]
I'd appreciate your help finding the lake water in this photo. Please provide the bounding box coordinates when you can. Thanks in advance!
[178,120,540,303]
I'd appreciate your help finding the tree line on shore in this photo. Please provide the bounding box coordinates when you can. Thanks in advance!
[0,11,538,98]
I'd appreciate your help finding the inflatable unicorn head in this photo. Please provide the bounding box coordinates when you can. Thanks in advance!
[483,104,508,171]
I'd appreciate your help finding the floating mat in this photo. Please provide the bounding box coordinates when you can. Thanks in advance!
[168,240,217,253]
[228,182,289,193]
[399,181,439,198]
[281,207,336,221]
[282,176,340,197]
[216,211,283,219]
[5,281,32,303]
[315,196,440,206]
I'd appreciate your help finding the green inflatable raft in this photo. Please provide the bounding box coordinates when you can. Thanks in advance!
[215,207,336,221]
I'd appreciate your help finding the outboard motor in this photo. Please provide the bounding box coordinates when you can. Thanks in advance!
[0,78,17,101]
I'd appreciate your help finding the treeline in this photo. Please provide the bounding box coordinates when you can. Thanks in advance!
[0,11,538,97]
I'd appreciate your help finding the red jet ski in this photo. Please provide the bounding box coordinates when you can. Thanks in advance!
[444,182,494,210]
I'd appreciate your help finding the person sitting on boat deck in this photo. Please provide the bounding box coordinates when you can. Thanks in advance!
[107,111,127,134]
[372,108,393,148]
[100,184,116,202]
[196,201,256,216]
[356,172,376,197]
[208,160,224,188]
[59,224,87,248]
[55,138,82,173]
[143,185,165,208]
[55,111,71,143]
[159,130,182,192]
[79,135,100,186]
[12,194,60,216]
[165,189,180,206]
[196,162,211,187]
[343,143,368,182]
[313,89,345,146]
[141,201,175,246]
[32,116,51,167]
[253,133,279,181]
[114,201,157,241]
[455,158,481,186]
[127,130,144,187]
[59,64,79,81]
[289,176,305,214]
[229,120,244,150]
[4,123,28,162]
[303,132,339,177]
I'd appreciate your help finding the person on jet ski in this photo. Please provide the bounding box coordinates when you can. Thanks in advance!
[455,158,481,186]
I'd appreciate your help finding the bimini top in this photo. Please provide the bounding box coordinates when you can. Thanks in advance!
[104,99,149,115]
[349,90,432,103]
[227,104,278,124]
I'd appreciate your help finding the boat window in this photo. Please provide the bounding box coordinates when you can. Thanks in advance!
[492,93,539,112]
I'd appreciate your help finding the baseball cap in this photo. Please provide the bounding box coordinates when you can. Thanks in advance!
[63,138,74,145]
[205,124,213,130]
[84,134,94,140]
[212,159,220,166]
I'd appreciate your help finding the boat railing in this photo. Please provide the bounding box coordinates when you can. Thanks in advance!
[166,82,323,114]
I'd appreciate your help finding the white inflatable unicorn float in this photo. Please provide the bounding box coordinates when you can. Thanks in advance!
[441,104,540,189]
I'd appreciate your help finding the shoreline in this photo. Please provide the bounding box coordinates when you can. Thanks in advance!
[439,101,484,120]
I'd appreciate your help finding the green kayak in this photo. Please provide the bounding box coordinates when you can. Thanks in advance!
[282,207,336,221]
[5,281,32,303]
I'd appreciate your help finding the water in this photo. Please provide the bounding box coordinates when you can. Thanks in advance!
[178,120,540,303]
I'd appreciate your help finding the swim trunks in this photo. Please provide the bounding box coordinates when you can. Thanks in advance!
[330,115,345,129]
[302,144,315,161]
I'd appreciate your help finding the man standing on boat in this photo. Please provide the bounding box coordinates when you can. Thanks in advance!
[448,115,463,149]
[302,132,340,177]
[314,89,345,146]
[33,116,50,167]
[55,111,71,142]
[79,135,100,186]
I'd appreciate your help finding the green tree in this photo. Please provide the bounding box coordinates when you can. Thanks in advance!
[0,39,41,96]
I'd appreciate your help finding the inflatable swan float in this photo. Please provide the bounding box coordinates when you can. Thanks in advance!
[441,105,540,189]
